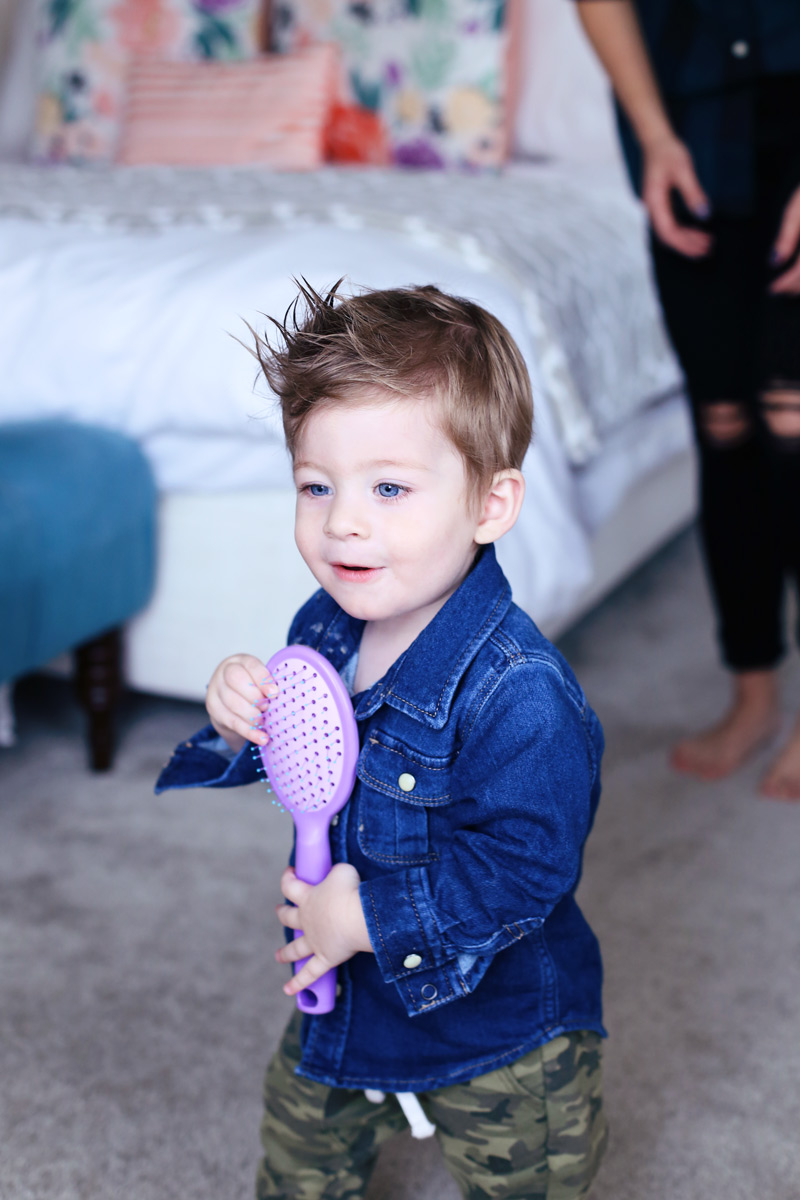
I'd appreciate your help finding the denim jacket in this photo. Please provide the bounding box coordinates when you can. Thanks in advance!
[156,545,605,1092]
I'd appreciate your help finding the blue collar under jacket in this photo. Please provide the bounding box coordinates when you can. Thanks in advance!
[156,544,606,1091]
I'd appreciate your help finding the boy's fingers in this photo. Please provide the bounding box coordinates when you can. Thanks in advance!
[210,661,277,743]
[283,955,330,996]
[275,933,309,962]
[226,658,278,701]
[257,668,280,700]
[276,902,302,930]
[247,661,279,700]
[280,866,308,900]
[214,687,269,744]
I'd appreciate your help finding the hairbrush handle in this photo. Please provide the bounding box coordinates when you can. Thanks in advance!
[292,810,337,1014]
[260,644,359,1017]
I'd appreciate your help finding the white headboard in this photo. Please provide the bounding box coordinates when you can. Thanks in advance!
[511,0,623,169]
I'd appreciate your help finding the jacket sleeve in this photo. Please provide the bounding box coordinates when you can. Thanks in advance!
[359,661,600,1016]
[153,603,316,796]
[154,723,260,793]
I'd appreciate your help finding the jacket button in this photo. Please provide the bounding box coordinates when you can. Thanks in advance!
[403,953,422,969]
[731,39,749,57]
[398,772,416,792]
[421,984,438,1001]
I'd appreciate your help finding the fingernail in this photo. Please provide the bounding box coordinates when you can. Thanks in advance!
[770,247,785,265]
[266,684,279,697]
[693,201,711,219]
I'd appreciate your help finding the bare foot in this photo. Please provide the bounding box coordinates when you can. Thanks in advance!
[760,716,800,800]
[670,669,780,780]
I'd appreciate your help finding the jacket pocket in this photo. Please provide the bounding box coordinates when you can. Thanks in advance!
[355,733,454,866]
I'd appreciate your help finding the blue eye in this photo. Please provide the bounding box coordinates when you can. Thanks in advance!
[377,482,404,499]
[305,483,331,497]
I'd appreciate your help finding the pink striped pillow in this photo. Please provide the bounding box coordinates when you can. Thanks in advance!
[117,45,336,169]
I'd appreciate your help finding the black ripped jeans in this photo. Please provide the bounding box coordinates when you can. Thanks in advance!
[649,74,800,670]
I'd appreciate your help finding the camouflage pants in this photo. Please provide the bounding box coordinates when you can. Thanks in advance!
[256,1013,607,1200]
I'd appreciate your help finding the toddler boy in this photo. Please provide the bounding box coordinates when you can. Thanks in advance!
[157,282,607,1199]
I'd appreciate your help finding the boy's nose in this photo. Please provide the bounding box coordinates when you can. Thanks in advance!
[323,497,369,539]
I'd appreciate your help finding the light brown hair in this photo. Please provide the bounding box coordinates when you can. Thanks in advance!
[249,280,533,497]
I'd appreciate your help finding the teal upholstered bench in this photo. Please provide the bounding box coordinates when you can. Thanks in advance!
[0,420,157,770]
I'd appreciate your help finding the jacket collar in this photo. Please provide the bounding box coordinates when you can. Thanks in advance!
[303,544,512,729]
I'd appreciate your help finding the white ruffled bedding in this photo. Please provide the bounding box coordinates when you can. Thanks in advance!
[0,160,681,461]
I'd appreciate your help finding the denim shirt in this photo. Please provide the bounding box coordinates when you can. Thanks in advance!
[156,545,606,1092]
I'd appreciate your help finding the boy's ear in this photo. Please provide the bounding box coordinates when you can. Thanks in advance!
[474,469,525,544]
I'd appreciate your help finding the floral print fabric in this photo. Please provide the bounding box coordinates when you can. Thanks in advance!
[271,0,512,169]
[31,0,263,164]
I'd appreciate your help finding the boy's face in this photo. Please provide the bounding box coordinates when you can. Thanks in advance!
[293,393,483,635]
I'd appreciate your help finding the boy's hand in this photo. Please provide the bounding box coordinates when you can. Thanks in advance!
[275,864,373,997]
[205,653,279,754]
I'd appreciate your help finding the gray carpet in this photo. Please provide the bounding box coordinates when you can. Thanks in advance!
[2,529,799,1200]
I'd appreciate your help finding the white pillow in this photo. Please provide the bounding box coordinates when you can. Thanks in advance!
[0,0,37,161]
[512,0,624,170]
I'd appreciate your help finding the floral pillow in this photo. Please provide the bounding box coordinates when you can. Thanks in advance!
[270,0,514,169]
[30,0,264,164]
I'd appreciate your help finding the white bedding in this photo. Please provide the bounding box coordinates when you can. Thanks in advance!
[0,160,687,628]
[0,161,681,462]
[0,217,558,488]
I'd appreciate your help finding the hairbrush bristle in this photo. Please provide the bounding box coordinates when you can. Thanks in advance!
[259,661,349,813]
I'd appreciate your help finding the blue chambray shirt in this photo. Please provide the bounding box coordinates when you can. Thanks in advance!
[156,545,606,1092]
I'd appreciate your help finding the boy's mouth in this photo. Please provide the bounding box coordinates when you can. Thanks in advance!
[331,563,383,582]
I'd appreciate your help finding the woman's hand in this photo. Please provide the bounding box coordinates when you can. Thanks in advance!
[770,184,800,294]
[205,652,278,753]
[275,864,372,997]
[642,134,713,257]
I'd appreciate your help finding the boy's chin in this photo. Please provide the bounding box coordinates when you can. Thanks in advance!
[323,585,405,626]
[328,594,387,622]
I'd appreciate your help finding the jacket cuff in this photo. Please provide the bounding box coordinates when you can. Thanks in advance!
[360,869,467,1017]
[154,723,260,793]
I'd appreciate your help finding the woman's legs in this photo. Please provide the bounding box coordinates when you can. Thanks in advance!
[754,373,800,796]
[749,75,800,794]
[650,222,785,778]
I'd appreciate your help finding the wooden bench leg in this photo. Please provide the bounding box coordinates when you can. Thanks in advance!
[75,629,122,772]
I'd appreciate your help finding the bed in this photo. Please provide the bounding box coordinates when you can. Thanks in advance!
[0,1,695,704]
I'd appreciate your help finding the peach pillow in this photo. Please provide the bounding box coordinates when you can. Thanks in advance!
[117,45,336,169]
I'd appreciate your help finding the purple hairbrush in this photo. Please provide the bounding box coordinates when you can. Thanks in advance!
[255,645,359,1014]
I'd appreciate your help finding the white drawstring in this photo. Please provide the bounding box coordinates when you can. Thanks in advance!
[364,1089,436,1139]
